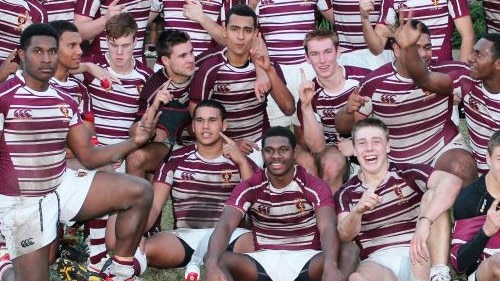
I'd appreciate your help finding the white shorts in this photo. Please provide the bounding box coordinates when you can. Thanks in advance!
[170,228,250,252]
[267,62,315,127]
[337,49,394,70]
[431,133,471,167]
[364,246,416,281]
[245,249,320,281]
[468,271,476,281]
[0,169,95,259]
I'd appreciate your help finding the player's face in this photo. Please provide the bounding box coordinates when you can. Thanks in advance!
[224,15,257,56]
[19,35,58,87]
[58,31,83,70]
[192,106,227,146]
[353,126,390,176]
[415,33,432,66]
[262,136,296,178]
[306,38,339,79]
[166,41,196,80]
[107,34,136,69]
[468,38,497,80]
[487,146,500,183]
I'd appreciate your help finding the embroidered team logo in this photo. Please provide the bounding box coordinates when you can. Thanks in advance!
[257,204,271,215]
[59,104,70,118]
[392,182,407,204]
[221,170,232,183]
[468,97,480,112]
[181,172,195,181]
[432,0,439,6]
[380,94,396,104]
[17,12,29,31]
[13,109,32,119]
[260,0,274,6]
[422,90,436,100]
[295,199,307,214]
[215,84,230,93]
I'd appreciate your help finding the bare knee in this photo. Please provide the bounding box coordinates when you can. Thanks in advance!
[435,149,477,186]
[348,272,365,281]
[318,147,348,193]
[295,145,318,176]
[126,149,147,173]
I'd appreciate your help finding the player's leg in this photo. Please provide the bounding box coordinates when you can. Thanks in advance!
[125,142,169,178]
[348,261,398,281]
[144,232,189,268]
[220,252,262,281]
[475,253,500,280]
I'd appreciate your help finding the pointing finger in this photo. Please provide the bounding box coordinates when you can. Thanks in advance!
[219,132,235,145]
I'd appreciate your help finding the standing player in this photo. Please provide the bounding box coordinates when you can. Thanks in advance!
[188,4,295,166]
[80,13,154,274]
[0,0,47,82]
[335,118,462,281]
[144,100,257,280]
[74,0,161,62]
[451,130,500,281]
[205,126,346,281]
[0,23,159,281]
[360,0,474,62]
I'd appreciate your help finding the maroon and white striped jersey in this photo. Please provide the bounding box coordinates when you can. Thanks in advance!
[82,54,153,145]
[452,70,500,174]
[154,144,258,229]
[50,76,91,115]
[483,0,500,33]
[335,162,432,259]
[0,73,82,196]
[378,0,470,61]
[297,65,369,145]
[333,0,383,52]
[227,166,335,251]
[162,0,236,56]
[0,0,47,63]
[189,49,278,142]
[74,0,161,62]
[358,61,467,165]
[43,0,76,22]
[256,0,332,65]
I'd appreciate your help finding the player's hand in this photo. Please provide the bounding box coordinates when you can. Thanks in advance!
[354,186,382,214]
[483,196,500,237]
[235,139,260,155]
[85,63,121,86]
[250,33,272,73]
[152,79,174,108]
[0,49,19,82]
[105,0,125,20]
[359,0,374,19]
[337,137,354,157]
[220,132,247,164]
[131,104,161,146]
[410,216,431,265]
[345,87,370,114]
[393,9,422,49]
[299,68,315,107]
[183,0,205,23]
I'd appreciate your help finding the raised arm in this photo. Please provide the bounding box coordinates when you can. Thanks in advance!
[73,0,124,41]
[454,15,475,63]
[360,0,391,55]
[182,0,226,46]
[394,10,454,95]
[298,69,326,153]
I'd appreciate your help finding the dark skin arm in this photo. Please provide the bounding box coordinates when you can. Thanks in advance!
[316,206,344,281]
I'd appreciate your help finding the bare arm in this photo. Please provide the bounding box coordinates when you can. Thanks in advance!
[147,182,171,229]
[335,87,369,135]
[360,0,391,56]
[68,105,159,169]
[205,206,245,280]
[298,69,326,153]
[73,0,124,41]
[454,15,475,63]
[316,206,344,280]
[182,0,226,46]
